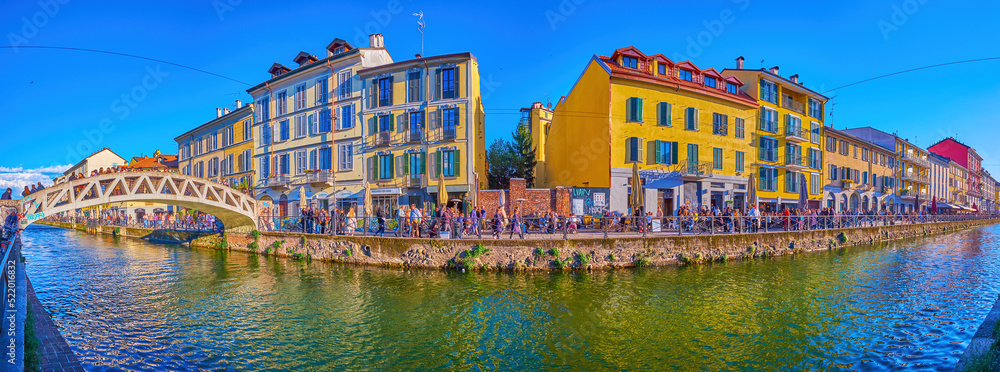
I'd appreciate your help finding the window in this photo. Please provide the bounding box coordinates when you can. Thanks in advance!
[278,154,289,175]
[829,165,838,180]
[377,77,392,107]
[261,157,270,178]
[626,137,642,163]
[294,150,307,174]
[679,69,693,81]
[441,150,456,177]
[735,117,745,138]
[338,70,352,100]
[808,98,822,119]
[653,140,676,165]
[759,137,778,162]
[441,68,456,99]
[726,82,739,94]
[241,150,251,172]
[622,57,638,69]
[294,114,306,138]
[407,71,421,102]
[736,151,745,172]
[685,107,698,131]
[786,114,802,136]
[712,113,728,136]
[276,91,287,115]
[261,123,271,145]
[406,152,425,176]
[378,114,393,133]
[826,136,835,152]
[760,107,778,132]
[182,165,190,176]
[243,120,252,142]
[704,76,716,88]
[318,109,332,133]
[786,144,802,166]
[279,120,290,141]
[409,111,424,140]
[318,147,331,170]
[338,143,353,171]
[316,78,329,104]
[193,139,203,156]
[657,63,666,75]
[713,148,723,170]
[810,122,821,144]
[760,79,779,104]
[657,102,671,126]
[809,148,822,169]
[810,173,821,195]
[294,84,306,110]
[760,168,777,191]
[626,97,643,122]
[687,144,699,164]
[378,154,394,179]
[208,157,219,177]
[208,133,218,151]
[256,97,270,122]
[785,170,800,193]
[442,108,457,140]
[224,154,233,176]
[339,104,354,129]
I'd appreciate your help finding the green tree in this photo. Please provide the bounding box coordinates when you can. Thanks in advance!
[509,124,538,187]
[487,138,515,189]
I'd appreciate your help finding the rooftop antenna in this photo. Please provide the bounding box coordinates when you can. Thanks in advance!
[760,59,765,68]
[413,11,425,56]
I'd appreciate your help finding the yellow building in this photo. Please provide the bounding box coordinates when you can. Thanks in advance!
[541,47,759,214]
[519,102,553,186]
[175,102,255,188]
[723,60,828,211]
[949,160,968,206]
[355,52,486,212]
[823,127,898,211]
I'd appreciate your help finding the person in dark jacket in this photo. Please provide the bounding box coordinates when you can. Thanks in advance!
[0,188,11,200]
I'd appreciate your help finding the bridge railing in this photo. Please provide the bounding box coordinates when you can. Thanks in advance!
[252,213,999,240]
[44,216,221,233]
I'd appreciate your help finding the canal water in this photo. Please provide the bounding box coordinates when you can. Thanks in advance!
[21,224,1000,371]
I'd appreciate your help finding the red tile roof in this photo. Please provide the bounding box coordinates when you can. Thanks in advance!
[597,51,757,107]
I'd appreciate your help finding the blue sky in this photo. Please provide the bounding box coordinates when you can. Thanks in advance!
[1,0,999,191]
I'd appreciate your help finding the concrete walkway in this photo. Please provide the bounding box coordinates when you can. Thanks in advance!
[26,278,83,372]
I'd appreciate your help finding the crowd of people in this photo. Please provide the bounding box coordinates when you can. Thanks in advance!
[52,211,222,232]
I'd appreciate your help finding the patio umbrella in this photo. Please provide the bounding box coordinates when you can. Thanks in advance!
[631,162,644,212]
[914,193,920,214]
[438,173,448,209]
[931,196,937,214]
[798,173,808,209]
[746,173,757,208]
[298,186,307,211]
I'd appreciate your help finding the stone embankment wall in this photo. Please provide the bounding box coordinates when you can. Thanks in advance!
[956,295,1000,371]
[38,219,999,271]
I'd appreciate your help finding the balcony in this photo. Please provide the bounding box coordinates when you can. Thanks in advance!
[375,131,392,147]
[404,174,424,188]
[782,95,805,115]
[784,155,807,170]
[306,170,335,187]
[902,172,930,184]
[899,189,929,200]
[902,153,929,168]
[674,161,713,180]
[264,175,290,191]
[759,148,779,163]
[785,125,809,143]
[407,130,423,143]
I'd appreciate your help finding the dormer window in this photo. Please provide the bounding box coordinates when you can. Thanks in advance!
[333,46,345,55]
[679,69,693,82]
[658,64,666,75]
[726,82,739,94]
[622,57,638,69]
[704,77,716,88]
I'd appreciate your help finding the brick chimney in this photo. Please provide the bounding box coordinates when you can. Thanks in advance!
[769,66,779,75]
[736,56,744,69]
[790,74,799,84]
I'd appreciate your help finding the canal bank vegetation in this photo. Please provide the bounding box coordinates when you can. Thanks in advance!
[25,303,40,372]
[959,294,1000,372]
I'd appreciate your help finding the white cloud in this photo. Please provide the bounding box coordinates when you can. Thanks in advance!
[0,164,72,196]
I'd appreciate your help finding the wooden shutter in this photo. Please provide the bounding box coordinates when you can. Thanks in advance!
[368,116,376,136]
[637,98,643,122]
[429,109,439,130]
[388,113,395,132]
[402,153,410,175]
[389,154,395,178]
[388,76,394,106]
[671,142,679,165]
[370,156,377,180]
[454,149,461,177]
[420,152,427,175]
[399,112,408,133]
[454,106,462,134]
[626,98,632,122]
[435,69,442,101]
[454,65,461,98]
[653,140,661,164]
[625,138,633,162]
[435,150,442,177]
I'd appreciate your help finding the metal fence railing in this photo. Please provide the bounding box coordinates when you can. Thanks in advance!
[252,213,999,240]
[43,216,221,233]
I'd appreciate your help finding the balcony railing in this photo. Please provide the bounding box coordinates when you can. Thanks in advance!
[675,161,713,178]
[759,148,779,163]
[902,172,930,184]
[782,95,805,115]
[306,170,334,185]
[405,174,424,188]
[902,153,929,168]
[785,155,805,167]
[785,125,808,141]
[264,175,290,189]
[407,130,423,143]
[375,131,392,146]
[900,189,929,199]
[442,126,457,141]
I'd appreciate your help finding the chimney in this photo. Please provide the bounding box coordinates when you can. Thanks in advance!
[235,99,242,108]
[369,34,384,48]
[790,74,799,84]
[532,102,543,109]
[769,66,779,75]
[736,56,744,69]
[223,108,231,115]
[216,108,222,118]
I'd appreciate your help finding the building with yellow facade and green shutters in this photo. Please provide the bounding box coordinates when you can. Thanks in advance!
[722,60,829,211]
[356,52,486,213]
[539,46,759,215]
[175,102,256,189]
[519,102,554,186]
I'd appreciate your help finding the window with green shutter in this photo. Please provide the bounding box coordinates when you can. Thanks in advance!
[626,97,643,122]
[685,107,698,131]
[658,102,671,126]
[736,151,744,172]
[713,147,723,170]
